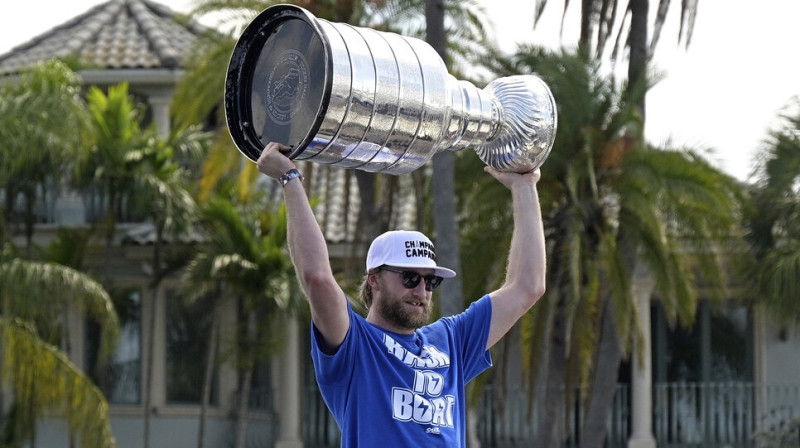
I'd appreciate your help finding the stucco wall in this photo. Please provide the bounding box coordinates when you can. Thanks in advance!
[764,324,800,385]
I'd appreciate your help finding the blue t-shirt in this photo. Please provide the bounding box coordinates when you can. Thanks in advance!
[310,295,493,447]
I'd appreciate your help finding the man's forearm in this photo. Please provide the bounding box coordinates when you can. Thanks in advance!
[484,168,546,350]
[505,180,546,296]
[282,179,334,289]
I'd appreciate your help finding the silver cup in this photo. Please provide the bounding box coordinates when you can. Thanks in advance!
[225,4,557,174]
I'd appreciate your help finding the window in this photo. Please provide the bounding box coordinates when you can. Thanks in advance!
[165,288,218,405]
[87,290,142,404]
[654,300,753,383]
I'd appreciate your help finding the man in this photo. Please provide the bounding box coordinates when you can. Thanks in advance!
[257,142,546,447]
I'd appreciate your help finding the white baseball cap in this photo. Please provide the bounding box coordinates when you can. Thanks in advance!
[366,230,456,278]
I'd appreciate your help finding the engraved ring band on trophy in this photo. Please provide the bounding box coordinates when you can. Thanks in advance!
[225,4,557,174]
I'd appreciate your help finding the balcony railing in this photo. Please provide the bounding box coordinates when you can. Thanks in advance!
[3,186,147,226]
[655,382,800,448]
[477,384,630,448]
[302,382,800,448]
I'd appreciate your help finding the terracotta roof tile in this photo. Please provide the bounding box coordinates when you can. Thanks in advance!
[264,162,418,244]
[0,0,206,75]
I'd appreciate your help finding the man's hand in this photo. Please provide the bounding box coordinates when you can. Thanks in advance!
[483,166,541,189]
[256,142,296,179]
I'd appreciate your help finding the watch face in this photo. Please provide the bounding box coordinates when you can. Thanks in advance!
[280,169,303,186]
[225,6,331,162]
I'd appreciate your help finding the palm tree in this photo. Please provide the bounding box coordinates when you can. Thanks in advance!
[0,60,119,448]
[182,194,299,448]
[0,60,92,256]
[745,99,800,325]
[75,83,147,282]
[40,226,97,448]
[424,0,465,321]
[532,0,698,68]
[131,125,209,448]
[74,80,210,448]
[525,2,708,445]
[0,247,120,448]
[471,46,746,447]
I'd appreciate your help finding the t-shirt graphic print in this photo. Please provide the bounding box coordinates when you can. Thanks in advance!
[311,295,493,448]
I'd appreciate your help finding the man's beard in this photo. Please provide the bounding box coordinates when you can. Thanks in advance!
[377,291,432,330]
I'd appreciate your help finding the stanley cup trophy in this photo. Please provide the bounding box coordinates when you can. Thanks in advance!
[225,4,557,174]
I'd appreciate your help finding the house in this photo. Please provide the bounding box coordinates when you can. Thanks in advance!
[1,1,798,447]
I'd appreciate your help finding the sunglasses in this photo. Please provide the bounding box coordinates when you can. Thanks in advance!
[378,266,444,292]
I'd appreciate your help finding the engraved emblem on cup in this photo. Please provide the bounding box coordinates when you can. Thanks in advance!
[225,4,557,174]
[267,50,309,124]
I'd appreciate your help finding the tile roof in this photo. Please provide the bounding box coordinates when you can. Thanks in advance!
[267,161,419,244]
[0,0,207,75]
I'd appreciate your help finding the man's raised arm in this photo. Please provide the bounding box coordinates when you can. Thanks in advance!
[483,167,547,350]
[257,143,349,350]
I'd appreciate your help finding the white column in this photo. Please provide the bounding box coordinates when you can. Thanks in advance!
[629,273,657,448]
[65,303,84,368]
[55,179,86,226]
[218,298,239,409]
[276,317,304,448]
[148,94,171,138]
[146,287,166,410]
[752,305,767,432]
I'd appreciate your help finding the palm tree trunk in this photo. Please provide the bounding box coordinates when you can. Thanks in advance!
[579,296,622,448]
[234,369,253,448]
[23,191,35,258]
[426,0,464,319]
[580,220,641,446]
[467,406,481,448]
[3,182,16,236]
[628,0,649,114]
[143,224,164,448]
[62,303,77,448]
[143,291,155,448]
[0,356,3,431]
[103,192,117,284]
[432,152,464,317]
[234,312,256,448]
[580,0,650,444]
[353,171,380,243]
[29,382,36,448]
[536,294,569,448]
[197,305,220,448]
[0,300,7,429]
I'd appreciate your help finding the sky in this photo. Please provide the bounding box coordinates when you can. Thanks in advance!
[1,1,799,182]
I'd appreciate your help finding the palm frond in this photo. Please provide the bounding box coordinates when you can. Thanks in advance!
[196,129,244,202]
[1,318,116,448]
[172,36,236,129]
[135,170,197,237]
[756,242,800,325]
[746,101,800,324]
[0,259,120,359]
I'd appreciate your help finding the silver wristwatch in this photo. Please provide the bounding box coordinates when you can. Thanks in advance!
[280,168,303,187]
